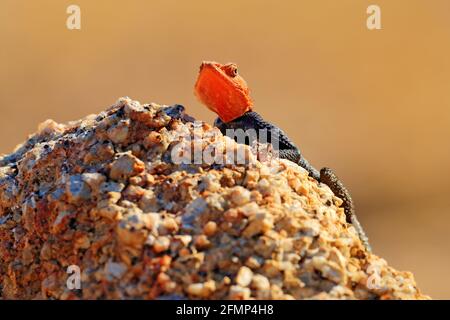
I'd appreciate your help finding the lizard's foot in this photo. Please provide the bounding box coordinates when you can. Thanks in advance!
[319,167,372,252]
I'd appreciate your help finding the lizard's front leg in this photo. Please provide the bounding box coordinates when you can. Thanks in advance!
[319,167,371,252]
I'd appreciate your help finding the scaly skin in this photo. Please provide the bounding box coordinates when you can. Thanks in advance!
[195,61,371,252]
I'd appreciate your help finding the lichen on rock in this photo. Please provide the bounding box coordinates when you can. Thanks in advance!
[0,97,429,300]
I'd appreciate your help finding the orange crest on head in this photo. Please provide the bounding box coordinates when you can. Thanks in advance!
[194,61,253,122]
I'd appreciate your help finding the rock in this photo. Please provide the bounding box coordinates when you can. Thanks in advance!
[153,236,171,253]
[242,212,274,238]
[109,152,145,182]
[66,175,91,203]
[229,285,252,300]
[107,119,130,144]
[236,266,253,287]
[0,97,429,300]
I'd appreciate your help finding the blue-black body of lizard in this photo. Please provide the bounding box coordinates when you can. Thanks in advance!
[214,111,371,252]
[165,105,371,252]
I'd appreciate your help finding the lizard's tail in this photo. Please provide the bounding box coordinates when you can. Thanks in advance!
[319,167,372,252]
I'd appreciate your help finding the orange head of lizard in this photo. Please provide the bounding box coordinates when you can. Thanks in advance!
[194,61,253,123]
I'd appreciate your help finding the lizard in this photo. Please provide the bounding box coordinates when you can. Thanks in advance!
[194,61,371,252]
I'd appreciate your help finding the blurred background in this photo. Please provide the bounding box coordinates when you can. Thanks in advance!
[1,0,449,298]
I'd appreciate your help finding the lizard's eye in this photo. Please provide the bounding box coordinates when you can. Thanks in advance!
[223,64,238,77]
[230,66,238,77]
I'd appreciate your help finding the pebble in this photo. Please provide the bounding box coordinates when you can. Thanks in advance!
[109,152,145,181]
[236,266,253,287]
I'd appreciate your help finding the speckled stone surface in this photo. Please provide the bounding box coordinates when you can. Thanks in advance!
[0,98,429,299]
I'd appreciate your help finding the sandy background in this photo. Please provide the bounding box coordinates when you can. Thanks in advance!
[1,0,449,298]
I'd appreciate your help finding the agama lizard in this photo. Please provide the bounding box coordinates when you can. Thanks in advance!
[194,61,371,252]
